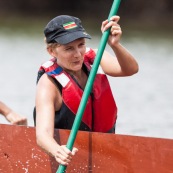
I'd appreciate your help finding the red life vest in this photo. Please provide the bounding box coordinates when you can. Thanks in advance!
[40,48,117,132]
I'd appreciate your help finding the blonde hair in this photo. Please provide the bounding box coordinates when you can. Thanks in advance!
[44,37,61,49]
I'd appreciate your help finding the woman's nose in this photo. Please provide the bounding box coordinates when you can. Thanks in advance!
[74,48,81,57]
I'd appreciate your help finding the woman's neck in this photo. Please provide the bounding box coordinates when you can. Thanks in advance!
[68,69,88,89]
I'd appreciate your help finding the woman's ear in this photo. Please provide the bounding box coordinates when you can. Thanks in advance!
[47,47,56,57]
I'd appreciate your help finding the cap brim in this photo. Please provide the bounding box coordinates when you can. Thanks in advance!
[54,31,91,44]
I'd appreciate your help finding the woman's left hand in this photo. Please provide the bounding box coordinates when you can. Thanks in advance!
[101,15,122,47]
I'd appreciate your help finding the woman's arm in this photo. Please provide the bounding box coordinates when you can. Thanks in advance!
[99,16,139,77]
[35,74,78,165]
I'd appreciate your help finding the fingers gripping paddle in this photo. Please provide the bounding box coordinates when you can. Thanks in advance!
[57,0,121,172]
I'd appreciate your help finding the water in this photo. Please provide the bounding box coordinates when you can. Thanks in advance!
[0,29,173,139]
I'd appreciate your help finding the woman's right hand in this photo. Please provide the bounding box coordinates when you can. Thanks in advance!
[54,145,78,165]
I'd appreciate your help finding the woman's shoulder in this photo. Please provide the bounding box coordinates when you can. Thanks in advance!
[84,47,97,64]
[37,73,57,91]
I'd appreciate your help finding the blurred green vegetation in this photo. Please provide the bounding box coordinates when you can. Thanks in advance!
[0,0,173,37]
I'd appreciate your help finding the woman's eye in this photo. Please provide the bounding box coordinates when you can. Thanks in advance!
[65,47,73,51]
[79,43,85,47]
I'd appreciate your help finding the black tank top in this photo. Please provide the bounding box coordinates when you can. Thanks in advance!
[33,67,115,133]
[33,68,91,131]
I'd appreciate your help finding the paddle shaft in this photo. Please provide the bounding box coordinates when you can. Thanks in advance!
[57,0,121,172]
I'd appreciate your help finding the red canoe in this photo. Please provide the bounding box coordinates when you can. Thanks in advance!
[0,124,173,173]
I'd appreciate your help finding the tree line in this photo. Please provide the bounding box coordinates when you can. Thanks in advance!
[0,0,173,25]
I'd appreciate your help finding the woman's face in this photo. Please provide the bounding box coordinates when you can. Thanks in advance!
[52,38,86,73]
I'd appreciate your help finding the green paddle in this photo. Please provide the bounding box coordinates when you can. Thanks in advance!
[57,0,121,172]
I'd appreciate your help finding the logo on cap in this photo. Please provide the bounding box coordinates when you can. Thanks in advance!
[83,32,88,36]
[63,22,77,30]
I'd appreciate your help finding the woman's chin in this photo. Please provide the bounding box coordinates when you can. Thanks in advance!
[72,64,82,71]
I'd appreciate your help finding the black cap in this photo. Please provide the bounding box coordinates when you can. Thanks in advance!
[44,15,91,44]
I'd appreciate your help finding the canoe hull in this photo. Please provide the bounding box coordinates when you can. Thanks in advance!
[0,124,173,173]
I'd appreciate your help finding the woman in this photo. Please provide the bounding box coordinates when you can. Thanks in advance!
[34,15,138,165]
